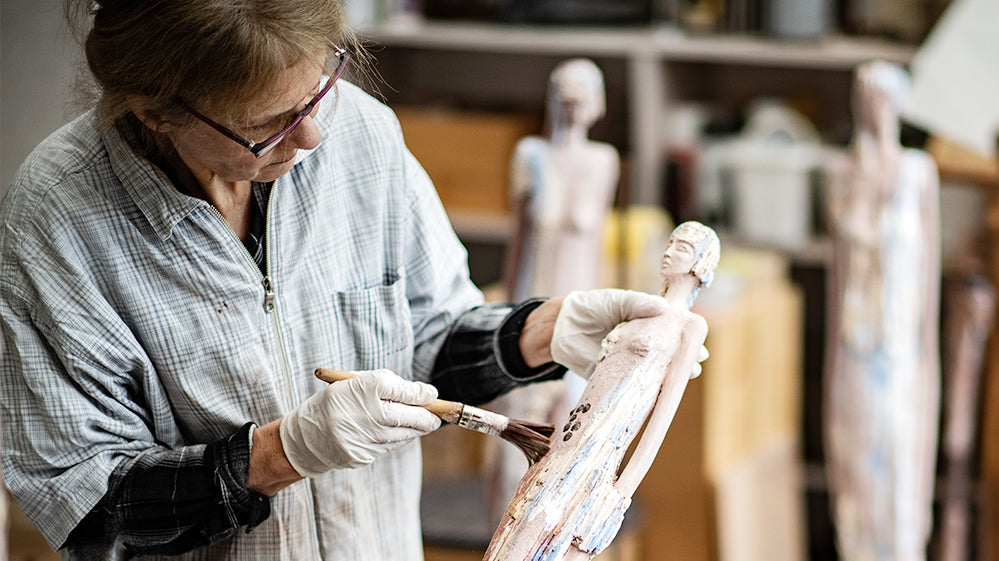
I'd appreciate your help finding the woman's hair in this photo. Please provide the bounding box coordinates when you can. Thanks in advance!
[65,0,366,158]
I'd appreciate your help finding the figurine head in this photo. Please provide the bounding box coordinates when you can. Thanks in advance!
[547,58,605,131]
[660,221,720,305]
[854,60,910,132]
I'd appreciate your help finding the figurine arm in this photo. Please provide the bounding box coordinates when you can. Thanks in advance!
[502,138,543,299]
[918,154,941,365]
[614,314,708,498]
[503,195,532,298]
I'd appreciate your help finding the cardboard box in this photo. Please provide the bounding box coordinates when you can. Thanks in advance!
[394,107,539,217]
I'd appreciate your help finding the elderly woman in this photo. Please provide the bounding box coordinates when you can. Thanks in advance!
[485,221,720,561]
[0,2,671,560]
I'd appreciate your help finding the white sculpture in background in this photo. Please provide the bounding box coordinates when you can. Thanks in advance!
[484,221,719,561]
[489,58,620,523]
[503,57,620,303]
[823,60,941,561]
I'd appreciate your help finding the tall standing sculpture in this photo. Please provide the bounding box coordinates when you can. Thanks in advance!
[488,58,620,523]
[823,60,941,561]
[503,57,619,303]
[484,221,720,561]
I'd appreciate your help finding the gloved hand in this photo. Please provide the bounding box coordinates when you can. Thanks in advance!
[280,369,442,476]
[550,289,669,379]
[550,289,711,380]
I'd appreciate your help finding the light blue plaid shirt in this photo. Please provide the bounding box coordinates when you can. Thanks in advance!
[0,82,491,560]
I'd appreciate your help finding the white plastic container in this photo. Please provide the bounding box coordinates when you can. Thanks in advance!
[723,101,824,250]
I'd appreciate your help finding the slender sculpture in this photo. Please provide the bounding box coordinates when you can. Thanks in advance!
[489,58,620,523]
[484,221,720,561]
[823,60,941,561]
[503,57,619,303]
[936,275,994,561]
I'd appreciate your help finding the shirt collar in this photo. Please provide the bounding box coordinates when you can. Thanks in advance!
[98,117,206,242]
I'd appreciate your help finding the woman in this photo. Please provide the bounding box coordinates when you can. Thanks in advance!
[0,1,668,559]
[485,221,720,561]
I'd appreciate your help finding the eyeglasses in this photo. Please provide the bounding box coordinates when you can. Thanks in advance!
[178,46,350,158]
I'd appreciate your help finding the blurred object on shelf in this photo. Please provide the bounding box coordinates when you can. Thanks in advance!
[661,103,713,226]
[422,0,506,20]
[703,100,827,250]
[906,0,999,159]
[342,0,380,30]
[928,136,999,186]
[764,0,833,39]
[394,107,539,217]
[422,0,653,24]
[682,0,724,32]
[718,0,834,37]
[502,0,652,24]
[842,0,951,43]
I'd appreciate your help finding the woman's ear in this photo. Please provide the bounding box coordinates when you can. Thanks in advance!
[127,95,173,133]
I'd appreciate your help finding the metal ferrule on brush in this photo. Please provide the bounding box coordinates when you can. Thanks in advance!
[457,405,509,436]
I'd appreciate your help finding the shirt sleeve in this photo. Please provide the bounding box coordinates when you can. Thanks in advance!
[65,423,270,556]
[430,299,566,406]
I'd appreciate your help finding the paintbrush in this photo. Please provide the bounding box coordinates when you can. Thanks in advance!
[314,368,555,465]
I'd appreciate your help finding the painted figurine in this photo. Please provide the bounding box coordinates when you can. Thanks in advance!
[823,60,941,561]
[484,221,720,561]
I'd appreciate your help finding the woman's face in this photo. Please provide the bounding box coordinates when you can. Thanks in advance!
[660,237,697,278]
[167,58,326,184]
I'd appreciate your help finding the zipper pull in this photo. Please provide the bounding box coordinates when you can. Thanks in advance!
[263,276,276,313]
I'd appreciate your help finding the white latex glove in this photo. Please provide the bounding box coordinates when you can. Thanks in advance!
[550,289,669,379]
[280,369,442,476]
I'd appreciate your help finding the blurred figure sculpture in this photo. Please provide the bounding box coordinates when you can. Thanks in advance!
[484,222,719,561]
[504,57,619,302]
[823,60,941,561]
[489,58,619,523]
[937,274,994,561]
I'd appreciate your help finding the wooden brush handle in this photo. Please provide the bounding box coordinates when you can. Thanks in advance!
[314,368,463,423]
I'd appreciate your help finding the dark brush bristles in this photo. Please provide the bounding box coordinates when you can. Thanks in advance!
[501,420,555,465]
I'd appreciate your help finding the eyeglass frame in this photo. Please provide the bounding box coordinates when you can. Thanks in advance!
[178,46,350,158]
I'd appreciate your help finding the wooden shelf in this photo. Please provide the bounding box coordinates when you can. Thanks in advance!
[363,21,915,69]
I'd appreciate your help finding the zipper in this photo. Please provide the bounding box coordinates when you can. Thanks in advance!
[204,189,296,408]
[206,190,321,560]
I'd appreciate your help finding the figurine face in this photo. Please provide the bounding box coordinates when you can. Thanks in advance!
[548,59,605,129]
[660,238,698,278]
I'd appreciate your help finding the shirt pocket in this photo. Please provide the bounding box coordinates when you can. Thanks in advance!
[331,271,414,375]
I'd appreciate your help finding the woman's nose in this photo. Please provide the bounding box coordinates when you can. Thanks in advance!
[286,114,321,151]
